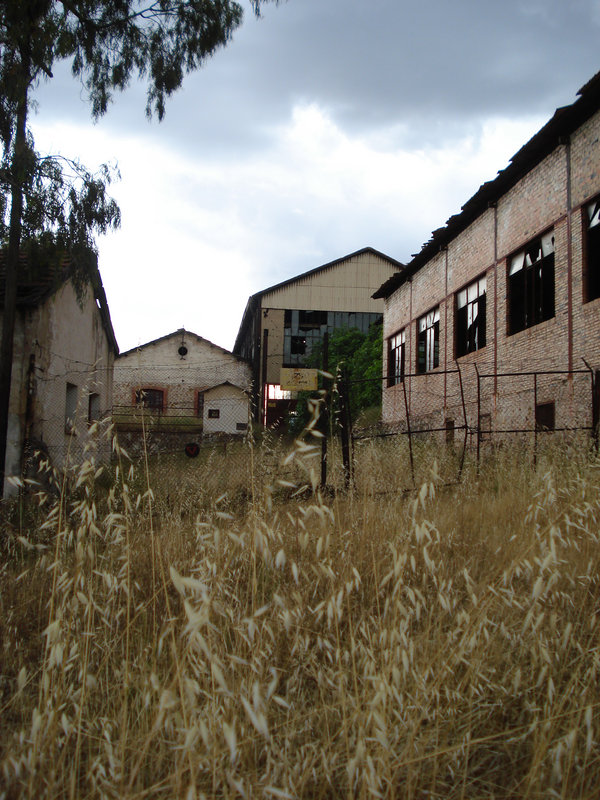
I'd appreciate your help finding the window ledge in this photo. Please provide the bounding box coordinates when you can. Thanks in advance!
[507,316,556,338]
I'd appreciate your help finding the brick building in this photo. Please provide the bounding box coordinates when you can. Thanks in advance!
[375,71,600,439]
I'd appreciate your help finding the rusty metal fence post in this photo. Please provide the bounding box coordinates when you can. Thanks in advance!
[402,377,415,489]
[320,332,329,491]
[338,366,353,489]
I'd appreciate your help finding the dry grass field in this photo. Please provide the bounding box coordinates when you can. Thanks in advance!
[1,426,600,798]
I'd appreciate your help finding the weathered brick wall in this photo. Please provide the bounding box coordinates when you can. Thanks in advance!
[382,107,600,437]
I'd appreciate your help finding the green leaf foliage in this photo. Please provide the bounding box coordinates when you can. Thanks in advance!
[0,0,274,289]
[1,1,270,131]
[291,321,383,433]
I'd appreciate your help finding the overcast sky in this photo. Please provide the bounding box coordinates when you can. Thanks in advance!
[30,0,600,353]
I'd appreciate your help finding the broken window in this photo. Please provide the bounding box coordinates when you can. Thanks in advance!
[135,388,164,411]
[387,329,405,386]
[417,308,440,373]
[283,309,382,367]
[508,231,555,334]
[298,310,328,330]
[585,196,600,301]
[207,408,220,419]
[65,383,78,433]
[196,391,205,418]
[456,275,486,357]
[535,401,555,431]
[445,418,455,444]
[290,335,306,355]
[88,392,100,425]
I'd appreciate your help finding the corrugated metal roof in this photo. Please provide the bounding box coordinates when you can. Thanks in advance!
[234,247,405,354]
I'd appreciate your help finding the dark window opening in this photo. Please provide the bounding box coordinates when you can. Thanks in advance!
[387,329,405,386]
[236,422,248,431]
[65,382,78,433]
[585,197,600,302]
[135,388,164,411]
[417,308,440,373]
[298,310,328,330]
[88,392,100,425]
[290,335,306,355]
[456,276,486,357]
[208,408,220,419]
[535,402,555,431]
[445,418,455,444]
[508,232,555,334]
[196,391,205,417]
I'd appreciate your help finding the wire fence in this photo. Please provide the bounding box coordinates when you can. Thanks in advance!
[15,363,600,503]
[338,364,600,492]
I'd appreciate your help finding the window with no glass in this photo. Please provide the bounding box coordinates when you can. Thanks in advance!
[135,388,164,411]
[508,231,555,334]
[290,336,306,355]
[207,408,220,419]
[585,196,600,302]
[65,383,78,433]
[387,329,405,386]
[535,401,555,431]
[417,308,440,373]
[283,309,383,367]
[88,392,100,425]
[456,275,486,357]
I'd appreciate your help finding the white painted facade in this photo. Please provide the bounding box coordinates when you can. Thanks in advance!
[203,383,249,435]
[113,329,251,436]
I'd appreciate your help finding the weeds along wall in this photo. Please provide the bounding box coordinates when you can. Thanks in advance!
[381,366,595,438]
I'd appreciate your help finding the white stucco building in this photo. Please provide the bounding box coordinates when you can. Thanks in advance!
[113,329,252,447]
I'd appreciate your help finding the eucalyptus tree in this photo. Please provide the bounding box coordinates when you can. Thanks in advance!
[0,0,271,488]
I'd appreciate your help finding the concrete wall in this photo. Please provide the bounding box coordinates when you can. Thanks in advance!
[3,279,115,492]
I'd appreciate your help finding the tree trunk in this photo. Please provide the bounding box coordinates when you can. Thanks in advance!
[0,69,28,495]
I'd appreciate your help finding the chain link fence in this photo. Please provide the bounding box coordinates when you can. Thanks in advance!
[338,365,599,493]
[14,363,600,503]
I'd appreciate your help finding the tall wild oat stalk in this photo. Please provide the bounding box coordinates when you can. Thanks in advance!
[1,426,600,798]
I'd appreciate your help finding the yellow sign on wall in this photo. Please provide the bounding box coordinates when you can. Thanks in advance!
[280,368,318,392]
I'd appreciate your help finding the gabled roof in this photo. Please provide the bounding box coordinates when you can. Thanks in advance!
[373,69,600,300]
[118,327,245,362]
[234,247,405,353]
[0,247,118,354]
